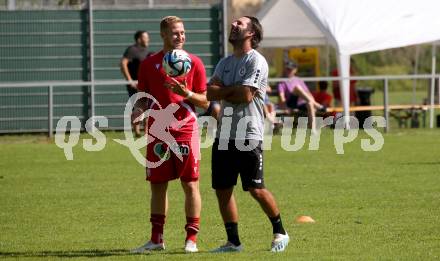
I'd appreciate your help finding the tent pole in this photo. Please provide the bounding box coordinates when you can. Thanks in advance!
[337,54,351,129]
[429,43,436,128]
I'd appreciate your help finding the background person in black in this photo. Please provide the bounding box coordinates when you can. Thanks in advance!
[120,30,151,136]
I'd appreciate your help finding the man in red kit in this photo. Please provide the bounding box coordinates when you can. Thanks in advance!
[130,16,208,254]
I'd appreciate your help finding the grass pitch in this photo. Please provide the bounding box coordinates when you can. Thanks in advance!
[0,129,439,260]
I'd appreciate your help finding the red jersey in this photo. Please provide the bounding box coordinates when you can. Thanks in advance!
[137,50,207,141]
[312,91,332,107]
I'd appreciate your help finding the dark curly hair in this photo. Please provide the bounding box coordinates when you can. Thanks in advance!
[244,16,263,49]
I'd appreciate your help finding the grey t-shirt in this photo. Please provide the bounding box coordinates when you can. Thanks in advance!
[211,49,268,141]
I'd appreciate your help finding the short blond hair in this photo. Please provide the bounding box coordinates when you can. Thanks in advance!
[160,16,183,33]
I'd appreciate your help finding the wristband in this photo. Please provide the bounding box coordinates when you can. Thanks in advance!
[185,91,194,99]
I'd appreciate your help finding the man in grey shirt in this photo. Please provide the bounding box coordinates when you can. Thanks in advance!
[207,16,289,253]
[120,30,151,137]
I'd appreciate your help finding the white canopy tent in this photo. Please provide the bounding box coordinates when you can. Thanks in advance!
[296,0,440,127]
[257,0,327,47]
[256,0,332,75]
[257,0,440,128]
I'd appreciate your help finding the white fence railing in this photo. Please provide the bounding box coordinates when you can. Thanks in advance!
[0,74,439,136]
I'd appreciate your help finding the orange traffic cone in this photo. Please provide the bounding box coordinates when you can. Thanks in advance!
[295,215,315,223]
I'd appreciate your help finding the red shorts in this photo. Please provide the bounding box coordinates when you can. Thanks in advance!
[146,139,200,183]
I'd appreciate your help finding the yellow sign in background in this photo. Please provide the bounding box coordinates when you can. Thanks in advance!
[287,47,320,77]
[272,47,320,78]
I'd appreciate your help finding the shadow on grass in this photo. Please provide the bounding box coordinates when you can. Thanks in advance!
[0,249,132,258]
[0,249,212,258]
[401,161,440,165]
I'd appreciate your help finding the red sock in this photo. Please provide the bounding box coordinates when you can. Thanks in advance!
[185,217,200,242]
[150,214,165,244]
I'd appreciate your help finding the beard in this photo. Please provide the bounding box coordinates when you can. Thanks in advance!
[228,28,250,46]
[228,35,238,45]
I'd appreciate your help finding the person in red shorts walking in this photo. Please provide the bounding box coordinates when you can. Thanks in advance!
[130,15,208,253]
